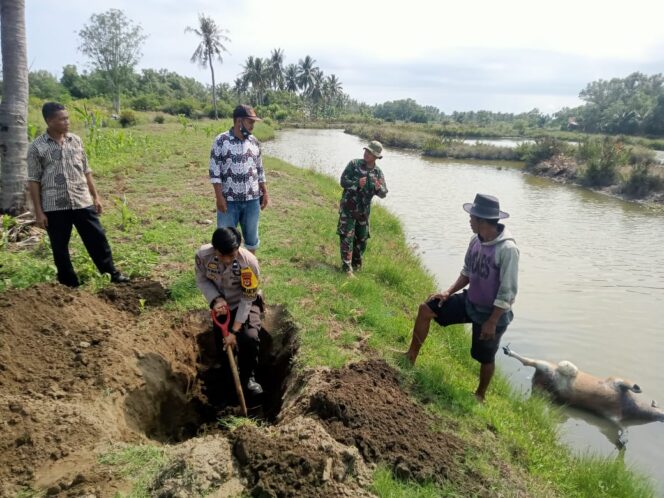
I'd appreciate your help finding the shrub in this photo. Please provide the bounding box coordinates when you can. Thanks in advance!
[579,137,629,187]
[275,109,288,121]
[621,164,664,198]
[131,95,160,111]
[119,110,137,128]
[206,101,233,119]
[153,114,165,124]
[161,98,199,117]
[626,145,656,165]
[520,137,568,167]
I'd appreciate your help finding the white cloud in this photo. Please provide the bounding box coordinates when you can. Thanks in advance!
[24,0,664,113]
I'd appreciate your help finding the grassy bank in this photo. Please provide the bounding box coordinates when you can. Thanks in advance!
[0,122,655,497]
[345,121,664,201]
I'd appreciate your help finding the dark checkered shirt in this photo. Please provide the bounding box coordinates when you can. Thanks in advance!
[27,133,93,212]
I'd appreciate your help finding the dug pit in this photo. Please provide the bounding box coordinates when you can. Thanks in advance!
[123,304,299,442]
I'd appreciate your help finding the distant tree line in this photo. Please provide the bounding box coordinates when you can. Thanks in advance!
[555,72,664,136]
[371,73,664,138]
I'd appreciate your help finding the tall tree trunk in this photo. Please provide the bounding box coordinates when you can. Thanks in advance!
[0,0,29,215]
[209,52,218,120]
[113,92,121,115]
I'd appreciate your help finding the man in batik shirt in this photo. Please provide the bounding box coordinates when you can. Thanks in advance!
[209,105,269,253]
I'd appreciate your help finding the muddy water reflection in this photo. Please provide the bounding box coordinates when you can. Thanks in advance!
[263,128,664,494]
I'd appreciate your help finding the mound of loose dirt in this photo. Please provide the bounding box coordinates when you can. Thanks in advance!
[304,360,465,483]
[98,278,169,314]
[232,416,373,498]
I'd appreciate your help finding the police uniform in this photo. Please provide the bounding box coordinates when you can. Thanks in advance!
[195,244,262,389]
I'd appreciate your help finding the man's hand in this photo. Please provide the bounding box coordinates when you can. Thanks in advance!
[428,290,451,306]
[260,191,269,210]
[93,196,103,214]
[216,195,228,213]
[213,297,228,315]
[35,210,48,229]
[480,320,497,341]
[223,333,238,350]
[374,179,382,191]
[358,177,367,188]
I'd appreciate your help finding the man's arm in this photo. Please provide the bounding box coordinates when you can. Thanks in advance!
[374,169,388,198]
[430,274,469,304]
[27,145,47,228]
[27,181,47,228]
[195,253,223,305]
[259,181,269,210]
[210,136,227,213]
[85,172,103,214]
[340,162,357,189]
[213,183,228,213]
[256,145,268,210]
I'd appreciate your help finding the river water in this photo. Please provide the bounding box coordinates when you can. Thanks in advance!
[263,128,664,494]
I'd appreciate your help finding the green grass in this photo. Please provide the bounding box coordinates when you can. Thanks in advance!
[1,119,656,497]
[98,444,168,498]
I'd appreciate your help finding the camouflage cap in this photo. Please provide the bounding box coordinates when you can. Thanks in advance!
[364,140,383,159]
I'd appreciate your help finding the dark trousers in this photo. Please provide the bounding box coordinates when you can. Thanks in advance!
[45,206,117,287]
[212,304,261,383]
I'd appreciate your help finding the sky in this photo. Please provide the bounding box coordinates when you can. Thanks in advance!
[23,0,664,114]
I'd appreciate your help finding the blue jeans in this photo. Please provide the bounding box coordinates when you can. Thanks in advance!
[217,199,260,250]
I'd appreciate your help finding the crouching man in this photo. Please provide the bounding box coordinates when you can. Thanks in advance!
[403,194,519,402]
[195,227,263,395]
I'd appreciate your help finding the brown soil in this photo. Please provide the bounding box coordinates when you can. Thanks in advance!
[309,360,465,482]
[0,283,523,497]
[98,278,169,314]
[527,154,579,182]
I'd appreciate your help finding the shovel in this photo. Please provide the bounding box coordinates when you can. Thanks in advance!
[211,309,248,417]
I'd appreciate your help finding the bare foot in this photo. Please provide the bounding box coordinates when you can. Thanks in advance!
[474,392,485,404]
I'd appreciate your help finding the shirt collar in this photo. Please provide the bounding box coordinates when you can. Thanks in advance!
[45,132,73,143]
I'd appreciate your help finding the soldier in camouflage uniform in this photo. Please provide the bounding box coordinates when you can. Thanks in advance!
[337,141,388,274]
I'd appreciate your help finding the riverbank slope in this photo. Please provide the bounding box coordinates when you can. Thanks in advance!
[0,122,655,497]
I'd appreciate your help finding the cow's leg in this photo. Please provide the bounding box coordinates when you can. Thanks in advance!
[503,345,553,373]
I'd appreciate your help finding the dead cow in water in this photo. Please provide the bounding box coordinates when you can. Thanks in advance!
[503,345,664,447]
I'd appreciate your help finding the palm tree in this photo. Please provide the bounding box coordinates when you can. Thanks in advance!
[268,48,285,91]
[297,55,318,94]
[232,76,248,100]
[185,14,230,119]
[0,0,29,214]
[324,74,343,102]
[308,68,325,104]
[242,56,269,105]
[284,64,299,94]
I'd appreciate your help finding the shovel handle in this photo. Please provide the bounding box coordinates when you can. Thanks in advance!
[227,346,248,417]
[210,309,248,417]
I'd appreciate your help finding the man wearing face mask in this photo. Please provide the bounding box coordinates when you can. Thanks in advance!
[209,105,269,254]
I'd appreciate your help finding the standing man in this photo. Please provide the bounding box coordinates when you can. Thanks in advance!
[337,140,388,275]
[209,104,268,254]
[403,194,519,402]
[27,102,129,288]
